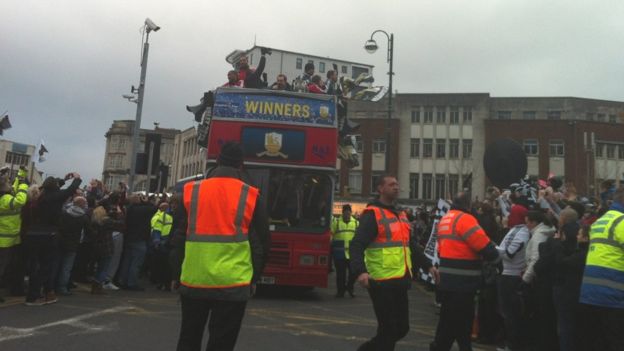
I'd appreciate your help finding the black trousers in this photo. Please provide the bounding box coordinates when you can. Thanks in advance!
[497,275,525,349]
[25,235,59,301]
[357,283,409,351]
[334,258,355,294]
[576,303,624,351]
[177,295,247,351]
[431,290,475,351]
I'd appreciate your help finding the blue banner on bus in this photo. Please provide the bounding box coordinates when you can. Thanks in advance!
[241,127,306,162]
[213,90,336,127]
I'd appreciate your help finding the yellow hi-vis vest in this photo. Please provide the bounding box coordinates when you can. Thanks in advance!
[180,177,259,290]
[331,216,358,259]
[364,206,412,281]
[151,210,173,237]
[580,210,624,308]
[0,183,28,248]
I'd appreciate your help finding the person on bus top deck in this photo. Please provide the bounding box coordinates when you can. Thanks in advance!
[307,75,326,94]
[236,47,271,89]
[270,74,292,91]
[170,142,271,351]
[349,174,438,351]
[222,70,243,88]
[301,62,315,85]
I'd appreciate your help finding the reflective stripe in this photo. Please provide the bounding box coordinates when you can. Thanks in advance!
[368,241,404,248]
[583,276,624,291]
[438,234,464,241]
[463,225,481,241]
[608,215,624,240]
[377,209,393,241]
[234,184,250,237]
[0,211,20,217]
[184,234,248,243]
[187,181,201,236]
[439,267,482,276]
[452,213,464,235]
[8,197,14,210]
[590,238,624,250]
[0,233,19,238]
[590,226,606,234]
[594,219,610,226]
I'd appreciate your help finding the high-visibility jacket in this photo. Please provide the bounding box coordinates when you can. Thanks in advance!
[363,205,412,281]
[0,183,28,248]
[331,216,358,259]
[180,177,259,291]
[580,210,624,309]
[436,209,491,292]
[151,210,173,237]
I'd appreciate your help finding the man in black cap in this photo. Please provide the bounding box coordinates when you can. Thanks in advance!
[171,141,270,351]
[331,203,358,297]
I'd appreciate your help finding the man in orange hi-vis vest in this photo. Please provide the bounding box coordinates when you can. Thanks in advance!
[430,192,499,351]
[170,142,270,351]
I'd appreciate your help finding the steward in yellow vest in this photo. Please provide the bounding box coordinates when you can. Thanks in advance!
[331,204,358,297]
[349,175,436,350]
[171,142,270,351]
[150,202,173,247]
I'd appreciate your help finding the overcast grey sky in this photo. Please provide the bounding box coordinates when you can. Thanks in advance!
[1,0,623,182]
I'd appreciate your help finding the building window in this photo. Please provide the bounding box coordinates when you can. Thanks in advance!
[609,114,617,123]
[5,151,30,166]
[296,58,302,69]
[409,173,419,199]
[547,111,562,120]
[436,107,446,123]
[422,174,433,200]
[549,140,565,157]
[349,172,362,194]
[423,139,433,158]
[450,107,459,124]
[353,135,363,153]
[607,144,616,159]
[410,139,420,158]
[497,111,512,120]
[371,173,384,194]
[372,139,386,153]
[448,174,459,198]
[462,140,473,158]
[308,59,314,66]
[435,175,446,200]
[523,111,536,120]
[619,146,624,160]
[597,113,606,122]
[449,139,459,158]
[319,62,325,73]
[107,155,123,169]
[586,113,594,121]
[424,106,434,123]
[463,107,473,122]
[436,139,446,158]
[596,143,604,158]
[411,110,420,123]
[341,65,347,74]
[523,139,538,156]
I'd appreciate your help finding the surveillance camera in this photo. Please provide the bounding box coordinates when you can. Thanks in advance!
[122,94,135,99]
[145,18,160,32]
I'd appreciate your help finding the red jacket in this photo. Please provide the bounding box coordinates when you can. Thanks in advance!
[307,83,325,94]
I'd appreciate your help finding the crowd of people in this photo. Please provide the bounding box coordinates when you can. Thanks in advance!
[0,168,178,306]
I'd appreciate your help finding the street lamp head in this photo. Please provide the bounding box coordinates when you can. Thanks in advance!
[122,94,135,99]
[364,39,378,54]
[145,18,160,33]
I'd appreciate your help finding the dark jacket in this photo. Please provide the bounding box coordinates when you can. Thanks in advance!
[349,200,432,288]
[170,165,271,301]
[89,216,123,259]
[59,204,90,252]
[241,55,266,89]
[28,178,81,235]
[124,202,157,243]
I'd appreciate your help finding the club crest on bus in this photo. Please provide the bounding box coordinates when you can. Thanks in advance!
[257,132,288,159]
[319,105,330,119]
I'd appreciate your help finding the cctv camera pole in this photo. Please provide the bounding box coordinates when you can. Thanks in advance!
[128,30,151,192]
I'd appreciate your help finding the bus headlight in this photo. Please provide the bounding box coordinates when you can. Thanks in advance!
[299,255,314,265]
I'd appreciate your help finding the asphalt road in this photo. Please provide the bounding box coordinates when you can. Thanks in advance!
[0,278,496,351]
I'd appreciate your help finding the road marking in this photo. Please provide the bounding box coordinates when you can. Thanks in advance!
[0,305,136,342]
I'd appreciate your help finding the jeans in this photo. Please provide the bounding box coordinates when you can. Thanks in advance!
[498,275,525,350]
[552,286,578,351]
[25,235,59,302]
[94,256,112,284]
[177,295,247,351]
[357,283,410,351]
[431,290,476,351]
[119,241,146,287]
[106,232,123,282]
[56,251,77,293]
[333,258,355,294]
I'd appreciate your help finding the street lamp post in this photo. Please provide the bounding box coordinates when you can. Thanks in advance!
[127,18,160,192]
[364,30,394,172]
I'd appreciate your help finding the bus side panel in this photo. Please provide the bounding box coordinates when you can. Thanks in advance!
[261,231,331,288]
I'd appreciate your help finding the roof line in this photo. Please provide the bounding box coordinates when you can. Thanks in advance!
[247,45,374,68]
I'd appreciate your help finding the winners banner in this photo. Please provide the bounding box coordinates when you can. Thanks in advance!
[420,199,451,283]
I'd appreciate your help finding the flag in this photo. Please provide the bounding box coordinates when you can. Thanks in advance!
[0,114,10,136]
[33,139,48,163]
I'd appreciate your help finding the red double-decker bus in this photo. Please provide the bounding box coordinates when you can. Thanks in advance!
[205,87,337,288]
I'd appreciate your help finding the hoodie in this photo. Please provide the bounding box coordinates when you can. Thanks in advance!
[59,203,90,252]
[522,222,556,283]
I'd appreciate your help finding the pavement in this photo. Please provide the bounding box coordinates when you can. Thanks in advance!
[0,278,497,351]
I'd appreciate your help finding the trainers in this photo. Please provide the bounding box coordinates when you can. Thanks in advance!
[103,282,120,291]
[44,292,58,305]
[24,298,46,306]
